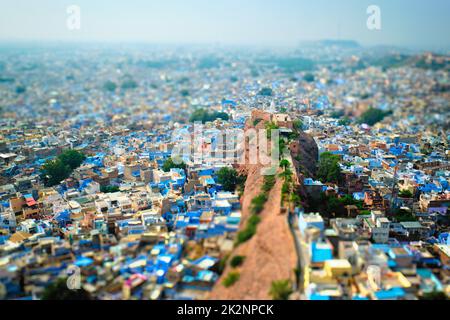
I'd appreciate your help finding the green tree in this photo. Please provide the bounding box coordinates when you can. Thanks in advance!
[162,157,187,172]
[100,185,120,193]
[41,159,71,187]
[331,110,345,119]
[358,107,392,126]
[269,280,293,300]
[121,78,138,90]
[216,167,239,192]
[189,108,229,123]
[338,194,363,208]
[280,159,290,171]
[237,174,247,196]
[290,193,302,207]
[230,255,246,268]
[253,118,263,126]
[41,278,92,300]
[235,215,261,245]
[103,81,117,92]
[399,190,413,198]
[419,291,448,300]
[58,149,86,170]
[279,138,287,155]
[394,208,417,222]
[251,194,268,214]
[303,73,315,82]
[338,117,351,126]
[223,272,240,288]
[282,181,291,195]
[265,122,279,139]
[279,168,293,183]
[16,85,26,94]
[317,152,342,184]
[258,87,273,96]
[293,119,303,131]
[40,150,85,187]
[327,196,342,215]
[262,175,276,193]
[212,254,229,275]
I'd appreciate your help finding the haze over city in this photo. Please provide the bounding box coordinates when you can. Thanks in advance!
[0,0,450,49]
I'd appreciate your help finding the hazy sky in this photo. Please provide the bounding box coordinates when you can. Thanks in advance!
[0,0,449,48]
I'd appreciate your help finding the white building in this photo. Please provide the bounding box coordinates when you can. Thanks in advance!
[363,211,390,243]
[0,209,16,233]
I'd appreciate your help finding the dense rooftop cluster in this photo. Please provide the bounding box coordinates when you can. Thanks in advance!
[0,43,449,300]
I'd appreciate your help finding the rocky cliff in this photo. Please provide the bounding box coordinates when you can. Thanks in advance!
[208,115,318,300]
[209,163,297,299]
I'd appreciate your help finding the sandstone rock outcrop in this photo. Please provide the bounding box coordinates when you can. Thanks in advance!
[209,112,318,300]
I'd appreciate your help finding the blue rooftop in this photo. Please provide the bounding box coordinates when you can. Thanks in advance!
[375,287,405,300]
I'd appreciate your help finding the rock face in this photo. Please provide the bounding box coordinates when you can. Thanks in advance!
[209,115,318,300]
[209,164,297,300]
[289,131,319,178]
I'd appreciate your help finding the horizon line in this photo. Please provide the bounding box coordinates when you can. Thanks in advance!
[0,38,448,52]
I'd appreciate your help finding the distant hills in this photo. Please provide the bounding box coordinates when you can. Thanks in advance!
[366,52,450,71]
[318,40,361,48]
[299,39,361,49]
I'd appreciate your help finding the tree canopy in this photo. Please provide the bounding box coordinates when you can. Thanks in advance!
[419,290,448,300]
[265,122,279,139]
[58,149,86,170]
[258,87,273,96]
[303,73,315,82]
[293,119,304,131]
[40,149,86,187]
[41,278,92,300]
[317,152,342,184]
[120,78,138,90]
[280,159,291,171]
[189,108,229,123]
[359,107,392,126]
[230,255,245,268]
[41,159,71,187]
[100,185,120,194]
[162,157,187,172]
[399,190,413,198]
[222,272,240,288]
[269,280,293,300]
[103,81,117,92]
[394,208,417,222]
[216,167,243,192]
